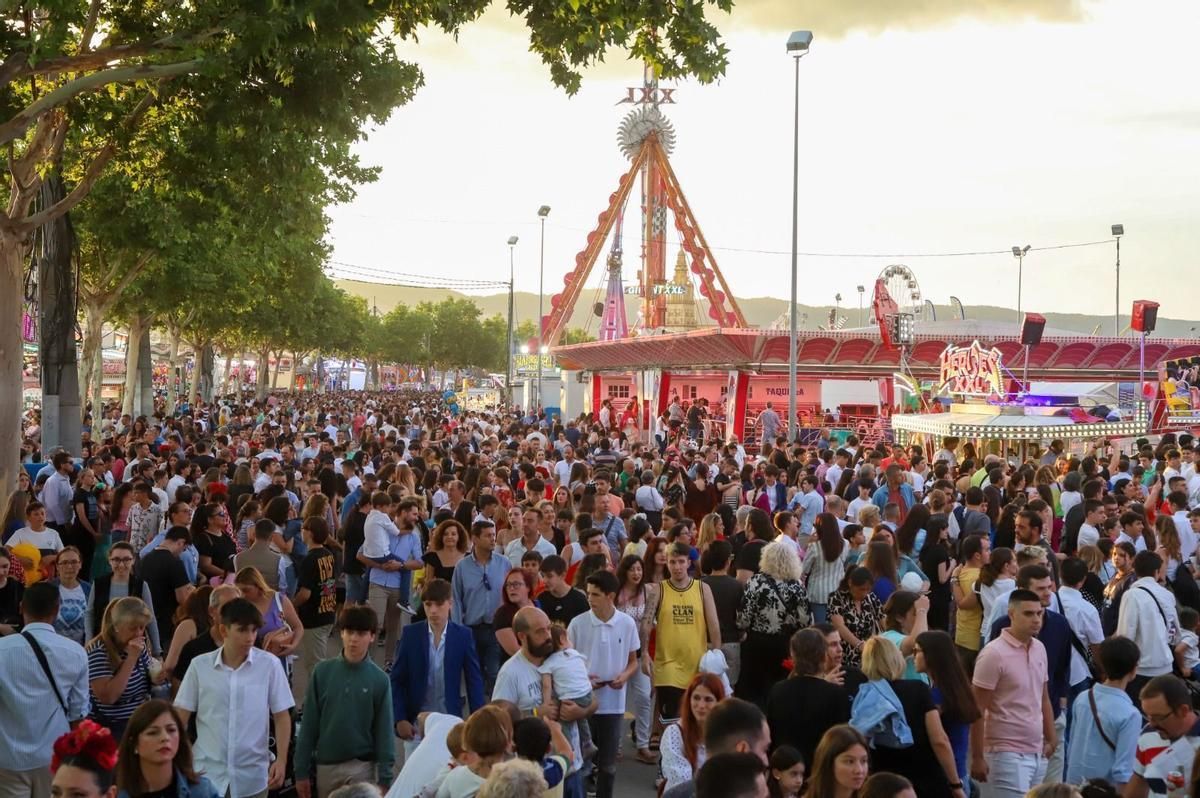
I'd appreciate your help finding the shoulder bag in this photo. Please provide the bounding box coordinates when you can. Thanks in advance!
[22,630,68,716]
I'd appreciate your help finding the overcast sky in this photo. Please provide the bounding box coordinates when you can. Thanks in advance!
[326,0,1200,323]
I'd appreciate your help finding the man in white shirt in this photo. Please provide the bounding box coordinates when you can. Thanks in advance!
[825,449,849,496]
[567,571,640,798]
[1058,558,1105,692]
[1116,551,1180,690]
[1115,511,1149,553]
[175,597,295,798]
[254,458,277,494]
[1170,490,1199,560]
[505,506,557,568]
[1076,500,1105,551]
[554,446,577,488]
[493,607,593,797]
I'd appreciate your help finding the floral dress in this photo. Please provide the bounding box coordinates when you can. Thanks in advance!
[827,588,884,669]
[735,575,810,706]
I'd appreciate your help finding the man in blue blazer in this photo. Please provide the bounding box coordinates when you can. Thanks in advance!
[390,578,486,740]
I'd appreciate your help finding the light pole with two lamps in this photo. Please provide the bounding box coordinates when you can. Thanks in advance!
[787,29,813,444]
[536,205,551,415]
[1011,244,1030,320]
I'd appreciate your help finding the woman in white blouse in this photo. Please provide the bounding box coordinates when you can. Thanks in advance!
[659,673,725,792]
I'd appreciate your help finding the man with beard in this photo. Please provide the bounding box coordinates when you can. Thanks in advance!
[492,606,593,798]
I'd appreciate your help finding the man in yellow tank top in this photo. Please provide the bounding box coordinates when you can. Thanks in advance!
[649,542,721,723]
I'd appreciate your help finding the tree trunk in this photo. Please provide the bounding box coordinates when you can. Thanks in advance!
[166,324,180,414]
[0,233,27,491]
[219,350,231,395]
[122,313,150,418]
[238,349,248,402]
[186,340,202,409]
[255,346,269,401]
[79,297,105,415]
[136,321,153,419]
[37,175,81,456]
[198,343,214,403]
[315,351,324,394]
[271,350,283,389]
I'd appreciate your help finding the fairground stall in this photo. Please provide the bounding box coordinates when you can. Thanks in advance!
[890,340,1152,461]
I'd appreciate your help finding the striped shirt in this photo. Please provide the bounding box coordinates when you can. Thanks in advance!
[1132,721,1200,797]
[0,622,90,769]
[86,641,152,726]
[800,539,849,604]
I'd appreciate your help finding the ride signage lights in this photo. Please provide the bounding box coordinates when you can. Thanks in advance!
[939,341,1004,396]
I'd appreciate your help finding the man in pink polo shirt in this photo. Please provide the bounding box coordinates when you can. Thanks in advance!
[970,588,1058,798]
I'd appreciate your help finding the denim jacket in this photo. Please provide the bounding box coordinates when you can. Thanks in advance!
[117,770,220,798]
[850,679,914,749]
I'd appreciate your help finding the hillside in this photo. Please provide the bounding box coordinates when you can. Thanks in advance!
[336,279,1200,339]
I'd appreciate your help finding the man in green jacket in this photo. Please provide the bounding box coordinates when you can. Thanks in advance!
[295,605,395,798]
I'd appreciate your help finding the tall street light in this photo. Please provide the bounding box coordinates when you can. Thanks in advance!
[1112,224,1124,336]
[1011,244,1030,320]
[787,29,813,444]
[537,205,551,415]
[857,285,865,328]
[506,236,518,410]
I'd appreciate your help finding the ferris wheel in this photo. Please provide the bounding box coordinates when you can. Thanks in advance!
[877,264,923,317]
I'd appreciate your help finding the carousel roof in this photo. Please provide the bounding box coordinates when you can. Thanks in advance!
[552,322,1200,381]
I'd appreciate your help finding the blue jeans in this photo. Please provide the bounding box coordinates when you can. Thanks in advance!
[809,603,828,626]
[472,624,501,696]
[344,573,369,605]
[562,771,585,798]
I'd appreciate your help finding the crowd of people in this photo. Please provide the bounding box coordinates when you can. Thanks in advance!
[4,389,1200,798]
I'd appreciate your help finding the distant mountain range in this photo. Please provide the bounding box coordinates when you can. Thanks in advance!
[336,279,1200,339]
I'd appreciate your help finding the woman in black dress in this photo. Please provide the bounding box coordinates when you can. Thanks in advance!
[422,519,467,583]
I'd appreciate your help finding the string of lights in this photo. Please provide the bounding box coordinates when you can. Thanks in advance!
[336,211,1118,259]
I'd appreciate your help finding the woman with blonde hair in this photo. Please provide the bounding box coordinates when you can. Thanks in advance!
[696,513,723,555]
[856,504,881,531]
[1075,545,1108,611]
[394,463,418,496]
[735,540,810,706]
[232,567,304,658]
[86,597,165,738]
[857,637,962,798]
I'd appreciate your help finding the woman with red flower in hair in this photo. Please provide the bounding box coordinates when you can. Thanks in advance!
[50,720,119,798]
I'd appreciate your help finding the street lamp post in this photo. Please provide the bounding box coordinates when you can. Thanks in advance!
[1112,224,1124,336]
[787,30,812,444]
[506,236,518,410]
[537,205,550,415]
[1011,244,1031,320]
[857,285,865,328]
